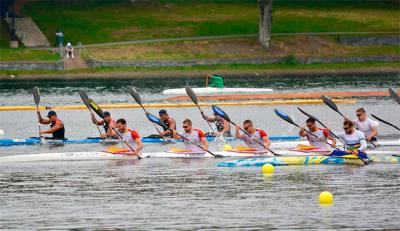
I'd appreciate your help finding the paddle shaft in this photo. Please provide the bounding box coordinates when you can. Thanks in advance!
[171,128,222,158]
[196,104,215,132]
[229,120,279,156]
[36,106,42,139]
[297,107,345,145]
[111,126,141,159]
[371,114,400,131]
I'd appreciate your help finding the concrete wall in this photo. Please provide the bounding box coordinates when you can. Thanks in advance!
[0,60,64,70]
[338,36,400,46]
[87,55,400,68]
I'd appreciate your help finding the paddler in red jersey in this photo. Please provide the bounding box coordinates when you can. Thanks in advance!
[158,109,176,138]
[173,119,208,153]
[115,118,143,155]
[91,111,117,138]
[37,110,65,139]
[299,117,336,149]
[235,119,271,152]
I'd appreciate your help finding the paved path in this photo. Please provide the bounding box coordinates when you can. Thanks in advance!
[5,17,50,47]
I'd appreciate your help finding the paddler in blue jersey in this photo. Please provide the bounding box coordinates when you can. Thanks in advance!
[337,120,368,157]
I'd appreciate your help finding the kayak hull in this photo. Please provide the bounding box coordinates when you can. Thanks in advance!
[162,87,273,95]
[218,155,400,167]
[0,135,301,146]
[0,150,399,163]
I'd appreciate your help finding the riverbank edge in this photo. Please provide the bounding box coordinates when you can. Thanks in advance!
[0,66,399,80]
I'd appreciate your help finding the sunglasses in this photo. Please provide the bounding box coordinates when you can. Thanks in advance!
[183,126,189,129]
[343,126,351,130]
[356,113,363,117]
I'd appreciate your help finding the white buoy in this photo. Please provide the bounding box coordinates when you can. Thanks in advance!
[0,129,4,136]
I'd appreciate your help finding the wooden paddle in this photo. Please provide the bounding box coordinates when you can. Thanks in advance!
[297,107,345,145]
[32,86,42,139]
[79,90,102,136]
[80,95,141,160]
[129,88,165,138]
[389,88,400,105]
[185,86,215,133]
[274,108,368,165]
[211,105,280,156]
[371,114,400,132]
[145,111,223,158]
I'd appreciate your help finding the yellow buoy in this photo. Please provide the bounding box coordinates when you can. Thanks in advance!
[319,191,333,204]
[262,163,274,174]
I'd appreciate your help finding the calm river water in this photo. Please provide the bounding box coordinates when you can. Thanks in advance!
[0,73,399,230]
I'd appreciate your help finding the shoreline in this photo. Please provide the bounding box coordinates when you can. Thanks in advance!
[1,66,399,80]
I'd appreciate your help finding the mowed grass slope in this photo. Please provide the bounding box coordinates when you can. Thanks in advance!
[21,0,400,45]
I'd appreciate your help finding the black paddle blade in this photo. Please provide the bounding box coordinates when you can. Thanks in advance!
[129,87,142,105]
[297,107,317,121]
[322,95,345,118]
[389,88,400,105]
[211,105,231,122]
[79,90,91,108]
[88,98,105,119]
[146,112,168,130]
[32,86,40,105]
[371,114,400,131]
[274,109,298,127]
[185,87,198,105]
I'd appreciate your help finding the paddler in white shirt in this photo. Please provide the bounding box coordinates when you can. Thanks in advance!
[337,120,367,155]
[235,119,271,152]
[299,118,336,149]
[115,118,143,156]
[172,119,208,153]
[352,108,379,142]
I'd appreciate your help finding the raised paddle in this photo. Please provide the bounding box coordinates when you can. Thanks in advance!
[322,95,377,147]
[322,95,345,118]
[185,86,215,133]
[274,109,368,165]
[274,109,339,150]
[145,112,223,158]
[79,90,102,136]
[85,97,141,160]
[211,105,280,156]
[389,88,400,105]
[129,88,165,138]
[371,114,400,132]
[297,107,345,145]
[32,86,42,139]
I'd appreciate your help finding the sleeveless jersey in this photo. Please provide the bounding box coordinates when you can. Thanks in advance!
[51,119,65,139]
[306,128,329,149]
[120,129,140,149]
[180,128,206,153]
[242,129,268,151]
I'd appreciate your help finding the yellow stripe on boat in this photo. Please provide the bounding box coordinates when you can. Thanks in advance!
[0,99,355,111]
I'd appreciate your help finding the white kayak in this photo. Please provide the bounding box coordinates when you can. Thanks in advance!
[0,149,398,163]
[162,87,273,95]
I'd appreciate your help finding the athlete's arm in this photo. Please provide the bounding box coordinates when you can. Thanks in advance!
[235,125,243,139]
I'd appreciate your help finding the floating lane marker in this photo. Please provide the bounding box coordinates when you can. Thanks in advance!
[0,99,355,111]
